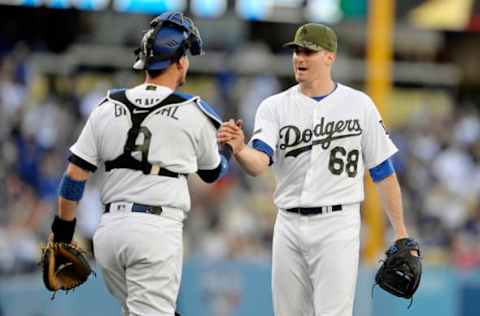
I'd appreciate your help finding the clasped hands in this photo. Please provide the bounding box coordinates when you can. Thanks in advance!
[217,119,245,155]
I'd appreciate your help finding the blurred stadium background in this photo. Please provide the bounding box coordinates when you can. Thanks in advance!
[0,0,480,315]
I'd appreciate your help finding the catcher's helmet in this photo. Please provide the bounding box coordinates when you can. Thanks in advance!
[133,12,203,71]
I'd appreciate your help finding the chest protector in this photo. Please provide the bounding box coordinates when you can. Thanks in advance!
[104,89,189,178]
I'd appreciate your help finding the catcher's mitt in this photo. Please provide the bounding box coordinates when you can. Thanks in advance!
[374,237,422,301]
[41,241,94,298]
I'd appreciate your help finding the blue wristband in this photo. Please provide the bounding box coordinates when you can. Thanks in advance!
[59,174,86,201]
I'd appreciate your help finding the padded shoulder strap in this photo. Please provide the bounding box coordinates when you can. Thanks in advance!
[194,98,223,129]
[107,89,130,108]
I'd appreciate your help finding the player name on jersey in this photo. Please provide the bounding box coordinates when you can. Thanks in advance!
[154,106,180,120]
[279,117,363,157]
[134,97,162,106]
[114,103,180,120]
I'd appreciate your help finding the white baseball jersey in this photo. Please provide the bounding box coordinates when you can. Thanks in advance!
[70,83,221,212]
[250,83,398,209]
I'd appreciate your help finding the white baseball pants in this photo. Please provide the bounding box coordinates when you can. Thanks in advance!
[93,210,184,316]
[272,203,361,316]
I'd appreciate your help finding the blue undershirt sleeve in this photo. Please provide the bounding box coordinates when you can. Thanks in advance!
[369,158,395,182]
[252,139,274,166]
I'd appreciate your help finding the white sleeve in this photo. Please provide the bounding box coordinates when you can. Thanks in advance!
[196,121,221,170]
[248,99,278,151]
[69,111,100,167]
[362,98,398,169]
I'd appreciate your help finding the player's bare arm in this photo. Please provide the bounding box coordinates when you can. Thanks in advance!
[233,146,270,177]
[217,119,269,176]
[58,163,91,221]
[374,172,408,240]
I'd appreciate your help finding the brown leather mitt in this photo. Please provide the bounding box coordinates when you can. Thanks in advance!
[41,241,94,297]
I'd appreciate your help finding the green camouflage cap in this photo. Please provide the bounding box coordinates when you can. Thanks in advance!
[283,23,337,52]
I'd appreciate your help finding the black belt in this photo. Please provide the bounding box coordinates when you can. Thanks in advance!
[286,205,342,215]
[105,203,163,215]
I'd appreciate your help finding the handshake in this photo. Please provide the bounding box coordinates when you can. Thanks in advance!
[217,119,246,155]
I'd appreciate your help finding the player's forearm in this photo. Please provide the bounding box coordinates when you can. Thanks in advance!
[234,146,270,177]
[58,197,78,221]
[375,173,408,239]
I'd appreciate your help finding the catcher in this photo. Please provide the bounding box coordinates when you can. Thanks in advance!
[42,11,230,316]
[374,237,422,306]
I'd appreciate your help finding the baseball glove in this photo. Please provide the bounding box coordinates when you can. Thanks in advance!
[41,240,94,298]
[375,237,422,300]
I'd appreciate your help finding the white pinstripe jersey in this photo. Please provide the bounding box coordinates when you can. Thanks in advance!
[250,83,398,209]
[70,83,221,212]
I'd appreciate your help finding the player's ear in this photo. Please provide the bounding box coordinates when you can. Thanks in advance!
[325,52,336,66]
[176,55,189,72]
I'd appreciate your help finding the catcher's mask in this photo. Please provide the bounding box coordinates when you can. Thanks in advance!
[133,11,203,71]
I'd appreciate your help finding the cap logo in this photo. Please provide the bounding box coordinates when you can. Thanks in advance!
[165,39,179,48]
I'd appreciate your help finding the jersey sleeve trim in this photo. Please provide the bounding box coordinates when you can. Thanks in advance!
[252,139,274,166]
[369,158,395,182]
[68,153,97,172]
